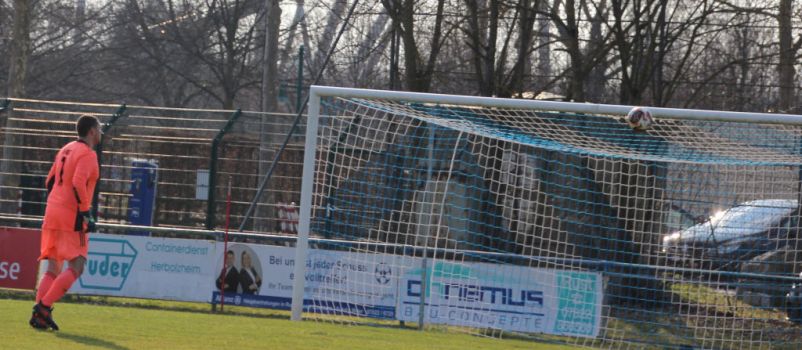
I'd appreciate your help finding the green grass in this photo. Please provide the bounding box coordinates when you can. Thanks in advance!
[0,296,579,350]
[7,282,799,349]
[666,282,802,350]
[671,282,788,320]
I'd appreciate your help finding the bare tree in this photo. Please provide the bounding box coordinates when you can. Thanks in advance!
[120,0,263,109]
[539,0,614,102]
[535,0,552,91]
[354,13,391,85]
[717,0,802,112]
[460,0,540,97]
[278,0,307,74]
[256,0,281,233]
[0,1,9,84]
[381,0,448,92]
[111,0,202,106]
[506,0,539,96]
[0,0,34,212]
[611,0,670,104]
[311,0,347,81]
[261,0,280,113]
[5,0,32,98]
[777,0,801,113]
[463,0,502,96]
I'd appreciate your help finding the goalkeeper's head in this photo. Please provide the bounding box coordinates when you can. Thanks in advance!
[77,115,102,148]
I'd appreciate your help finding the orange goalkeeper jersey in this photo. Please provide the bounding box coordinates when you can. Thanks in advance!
[42,140,99,232]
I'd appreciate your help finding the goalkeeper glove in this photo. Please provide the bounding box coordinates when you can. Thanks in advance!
[79,211,96,233]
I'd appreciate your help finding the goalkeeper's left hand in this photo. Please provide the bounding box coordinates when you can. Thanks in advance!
[80,211,96,233]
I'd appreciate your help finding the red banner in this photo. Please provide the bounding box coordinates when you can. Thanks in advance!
[0,227,41,290]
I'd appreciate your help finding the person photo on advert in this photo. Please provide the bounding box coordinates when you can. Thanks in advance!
[239,250,262,295]
[216,250,240,293]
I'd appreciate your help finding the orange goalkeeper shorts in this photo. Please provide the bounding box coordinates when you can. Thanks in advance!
[39,228,89,263]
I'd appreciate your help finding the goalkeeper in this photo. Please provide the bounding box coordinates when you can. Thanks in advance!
[29,115,101,331]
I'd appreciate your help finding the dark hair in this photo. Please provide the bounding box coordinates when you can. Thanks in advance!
[76,115,101,137]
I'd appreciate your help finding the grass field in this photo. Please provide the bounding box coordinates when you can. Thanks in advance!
[6,283,800,349]
[0,293,579,350]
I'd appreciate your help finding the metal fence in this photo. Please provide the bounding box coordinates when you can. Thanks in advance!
[0,97,306,236]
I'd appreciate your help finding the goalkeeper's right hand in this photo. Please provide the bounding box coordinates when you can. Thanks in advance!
[80,211,96,233]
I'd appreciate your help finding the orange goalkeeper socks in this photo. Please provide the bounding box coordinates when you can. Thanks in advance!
[41,268,79,307]
[35,272,57,304]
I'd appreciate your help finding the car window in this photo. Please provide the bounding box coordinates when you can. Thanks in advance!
[712,202,795,231]
[665,208,695,232]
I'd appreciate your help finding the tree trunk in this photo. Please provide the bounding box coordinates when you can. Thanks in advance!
[535,0,551,91]
[382,0,444,92]
[562,1,587,102]
[300,9,312,63]
[0,0,32,214]
[777,0,796,113]
[567,43,586,102]
[399,0,422,91]
[611,0,664,105]
[74,0,85,45]
[484,0,499,96]
[278,0,306,74]
[465,0,493,96]
[737,25,750,111]
[356,14,390,84]
[651,0,667,106]
[255,0,282,233]
[585,0,607,102]
[313,0,347,82]
[5,0,30,98]
[261,0,281,114]
[508,0,538,96]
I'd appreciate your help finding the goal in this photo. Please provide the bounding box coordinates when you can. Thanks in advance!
[291,86,802,349]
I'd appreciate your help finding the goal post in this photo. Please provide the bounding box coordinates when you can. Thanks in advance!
[291,85,802,348]
[290,90,321,321]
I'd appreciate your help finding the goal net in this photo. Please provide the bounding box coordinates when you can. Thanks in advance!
[291,86,802,349]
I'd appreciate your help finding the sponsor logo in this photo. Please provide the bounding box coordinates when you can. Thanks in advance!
[80,238,138,291]
[406,280,544,307]
[0,261,21,281]
[0,227,41,290]
[553,272,598,336]
[375,263,392,285]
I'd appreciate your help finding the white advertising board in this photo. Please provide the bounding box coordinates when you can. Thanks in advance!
[211,243,401,319]
[66,234,604,338]
[396,260,603,338]
[70,233,218,302]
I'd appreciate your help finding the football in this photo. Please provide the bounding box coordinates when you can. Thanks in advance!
[626,107,654,131]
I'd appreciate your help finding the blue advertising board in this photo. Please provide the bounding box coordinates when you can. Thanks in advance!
[127,160,158,235]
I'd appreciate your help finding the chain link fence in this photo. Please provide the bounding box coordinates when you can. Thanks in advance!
[0,97,306,236]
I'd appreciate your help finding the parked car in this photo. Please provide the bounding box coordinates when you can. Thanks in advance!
[663,204,702,233]
[661,199,799,269]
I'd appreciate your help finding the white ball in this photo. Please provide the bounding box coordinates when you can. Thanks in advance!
[626,107,654,131]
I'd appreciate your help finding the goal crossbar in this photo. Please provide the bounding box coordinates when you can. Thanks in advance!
[310,85,802,125]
